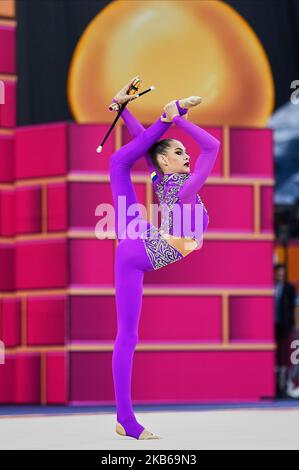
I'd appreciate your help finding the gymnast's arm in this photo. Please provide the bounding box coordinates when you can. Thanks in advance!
[113,98,145,137]
[113,98,160,175]
[172,115,220,202]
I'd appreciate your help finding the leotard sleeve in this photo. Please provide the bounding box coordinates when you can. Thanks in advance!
[113,99,158,177]
[172,115,220,202]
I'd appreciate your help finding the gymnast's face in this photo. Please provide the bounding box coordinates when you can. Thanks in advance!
[158,140,190,175]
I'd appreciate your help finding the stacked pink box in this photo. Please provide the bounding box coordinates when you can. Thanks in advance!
[0,114,275,404]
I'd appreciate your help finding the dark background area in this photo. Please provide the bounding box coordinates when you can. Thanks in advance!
[16,0,299,125]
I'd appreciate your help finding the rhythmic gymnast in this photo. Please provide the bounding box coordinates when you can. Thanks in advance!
[109,76,220,440]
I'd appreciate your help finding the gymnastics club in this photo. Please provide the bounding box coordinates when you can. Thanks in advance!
[96,85,155,154]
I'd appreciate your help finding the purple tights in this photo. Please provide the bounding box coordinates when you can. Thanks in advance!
[110,102,187,439]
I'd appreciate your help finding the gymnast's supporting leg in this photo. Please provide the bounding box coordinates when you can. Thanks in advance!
[112,238,154,439]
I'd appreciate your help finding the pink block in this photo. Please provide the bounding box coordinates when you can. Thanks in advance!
[0,244,14,291]
[132,351,275,401]
[0,80,16,128]
[70,295,222,342]
[201,185,254,232]
[70,182,146,230]
[47,183,67,232]
[230,128,273,178]
[70,182,113,231]
[69,123,115,174]
[70,296,116,341]
[0,355,15,403]
[229,296,275,341]
[0,189,15,236]
[0,25,16,73]
[15,353,41,404]
[0,135,14,182]
[15,239,67,289]
[15,123,67,179]
[261,186,274,232]
[140,296,222,341]
[15,186,42,234]
[0,298,21,347]
[26,296,67,345]
[144,240,274,287]
[46,352,68,404]
[69,351,275,403]
[69,239,114,286]
[70,352,115,402]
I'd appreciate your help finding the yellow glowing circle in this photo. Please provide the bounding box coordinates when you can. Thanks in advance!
[67,0,274,126]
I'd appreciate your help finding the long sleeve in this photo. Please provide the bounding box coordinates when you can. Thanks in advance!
[113,98,145,137]
[113,99,158,175]
[172,115,220,202]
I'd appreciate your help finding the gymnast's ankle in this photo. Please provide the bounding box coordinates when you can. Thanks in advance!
[116,416,160,440]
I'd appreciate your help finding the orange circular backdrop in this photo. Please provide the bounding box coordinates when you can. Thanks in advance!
[67,0,274,126]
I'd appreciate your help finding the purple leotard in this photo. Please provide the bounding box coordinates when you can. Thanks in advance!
[109,101,220,438]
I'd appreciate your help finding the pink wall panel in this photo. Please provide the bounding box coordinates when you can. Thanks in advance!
[0,298,21,347]
[15,239,67,289]
[229,296,275,341]
[261,186,274,232]
[70,182,113,230]
[139,296,222,342]
[15,353,41,404]
[0,356,15,403]
[0,135,14,182]
[0,119,275,404]
[69,350,275,403]
[132,351,275,401]
[0,244,14,291]
[144,240,274,287]
[15,186,42,234]
[70,296,116,342]
[69,123,115,174]
[0,80,16,128]
[69,295,222,342]
[201,185,254,232]
[47,183,67,232]
[0,189,15,236]
[0,25,16,73]
[69,239,114,286]
[230,129,273,178]
[15,123,67,179]
[46,352,68,404]
[70,351,115,402]
[26,296,67,345]
[70,181,147,230]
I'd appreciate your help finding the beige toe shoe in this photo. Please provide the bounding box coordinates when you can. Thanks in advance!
[179,96,202,109]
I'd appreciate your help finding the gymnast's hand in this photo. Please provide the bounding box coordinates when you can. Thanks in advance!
[161,100,188,122]
[113,75,140,104]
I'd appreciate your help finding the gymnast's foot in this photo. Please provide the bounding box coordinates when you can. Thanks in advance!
[178,95,202,109]
[161,96,202,122]
[116,420,161,440]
